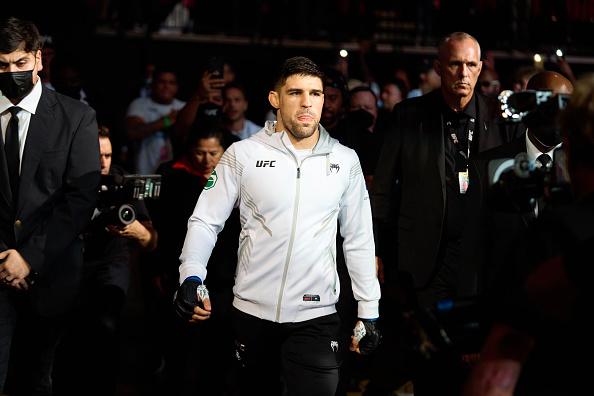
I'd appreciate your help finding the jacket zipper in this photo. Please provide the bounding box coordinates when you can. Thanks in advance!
[275,136,326,321]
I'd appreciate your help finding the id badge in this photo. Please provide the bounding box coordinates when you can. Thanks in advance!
[458,170,469,194]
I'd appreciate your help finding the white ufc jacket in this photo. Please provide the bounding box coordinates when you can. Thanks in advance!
[179,121,380,323]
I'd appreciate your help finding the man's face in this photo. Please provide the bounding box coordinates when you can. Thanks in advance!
[350,90,378,131]
[380,83,402,111]
[99,137,112,175]
[269,74,324,141]
[151,71,178,104]
[223,87,248,122]
[0,48,43,83]
[436,38,482,100]
[322,86,344,127]
[478,70,501,97]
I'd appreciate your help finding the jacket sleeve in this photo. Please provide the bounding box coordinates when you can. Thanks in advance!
[19,106,101,275]
[179,144,241,284]
[338,153,381,319]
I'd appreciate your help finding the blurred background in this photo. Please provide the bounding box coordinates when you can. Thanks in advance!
[4,0,594,126]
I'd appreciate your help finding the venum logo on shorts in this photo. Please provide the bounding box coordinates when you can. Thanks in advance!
[256,160,276,167]
[331,341,339,352]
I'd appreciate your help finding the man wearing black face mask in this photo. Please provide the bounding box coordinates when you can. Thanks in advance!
[0,16,100,395]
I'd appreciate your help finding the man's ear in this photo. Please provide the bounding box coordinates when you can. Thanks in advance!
[36,49,43,72]
[268,90,279,109]
[433,59,441,77]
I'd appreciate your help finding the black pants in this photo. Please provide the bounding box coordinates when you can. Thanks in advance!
[0,288,66,396]
[232,309,342,396]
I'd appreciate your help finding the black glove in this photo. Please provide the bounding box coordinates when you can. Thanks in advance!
[174,277,203,321]
[355,319,382,355]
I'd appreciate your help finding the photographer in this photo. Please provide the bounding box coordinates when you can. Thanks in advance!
[54,126,157,395]
[480,71,573,291]
[464,73,594,396]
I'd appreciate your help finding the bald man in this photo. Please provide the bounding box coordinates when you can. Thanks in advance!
[372,32,511,396]
[484,71,573,174]
[478,71,574,311]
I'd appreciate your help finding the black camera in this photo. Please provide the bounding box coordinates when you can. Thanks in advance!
[96,173,162,226]
[486,89,574,213]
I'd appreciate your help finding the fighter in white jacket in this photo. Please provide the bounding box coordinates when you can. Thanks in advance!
[174,56,380,395]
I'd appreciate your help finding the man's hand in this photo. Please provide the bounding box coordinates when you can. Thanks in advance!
[107,220,155,249]
[174,277,211,323]
[197,71,225,106]
[0,249,31,290]
[350,319,381,355]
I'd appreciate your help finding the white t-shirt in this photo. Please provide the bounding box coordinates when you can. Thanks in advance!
[126,96,186,174]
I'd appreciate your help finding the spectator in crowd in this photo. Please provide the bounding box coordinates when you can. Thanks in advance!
[407,57,441,98]
[125,65,185,174]
[380,78,407,112]
[321,67,349,139]
[478,67,501,98]
[512,65,538,92]
[175,57,235,141]
[222,82,261,140]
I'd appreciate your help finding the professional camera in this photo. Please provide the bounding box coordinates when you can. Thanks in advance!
[488,90,573,213]
[96,173,162,226]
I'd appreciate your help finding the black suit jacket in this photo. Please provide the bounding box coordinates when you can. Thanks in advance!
[372,90,511,294]
[0,87,100,316]
[477,135,540,293]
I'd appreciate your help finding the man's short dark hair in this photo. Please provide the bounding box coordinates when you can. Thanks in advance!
[98,125,111,139]
[323,67,349,103]
[273,56,324,91]
[349,85,378,103]
[0,17,42,54]
[187,120,238,151]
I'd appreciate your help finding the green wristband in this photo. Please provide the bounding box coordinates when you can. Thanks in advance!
[163,115,172,128]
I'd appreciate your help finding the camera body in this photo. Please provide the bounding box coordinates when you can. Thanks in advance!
[489,90,573,213]
[96,173,162,226]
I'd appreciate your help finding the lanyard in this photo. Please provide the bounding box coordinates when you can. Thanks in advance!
[446,117,475,169]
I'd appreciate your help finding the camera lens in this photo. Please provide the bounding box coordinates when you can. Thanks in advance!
[117,204,136,225]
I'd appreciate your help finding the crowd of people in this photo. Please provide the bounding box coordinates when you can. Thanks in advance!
[1,14,593,396]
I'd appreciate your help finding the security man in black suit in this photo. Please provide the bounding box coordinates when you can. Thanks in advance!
[0,17,100,394]
[372,32,516,396]
[479,71,574,292]
[464,72,594,396]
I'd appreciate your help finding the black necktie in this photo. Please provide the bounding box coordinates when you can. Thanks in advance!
[5,106,21,199]
[536,153,552,169]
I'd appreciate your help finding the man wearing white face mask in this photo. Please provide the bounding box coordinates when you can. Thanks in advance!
[0,17,100,394]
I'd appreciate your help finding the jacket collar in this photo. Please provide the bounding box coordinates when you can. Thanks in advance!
[254,120,336,155]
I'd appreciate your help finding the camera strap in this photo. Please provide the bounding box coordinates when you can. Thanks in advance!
[446,117,475,194]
